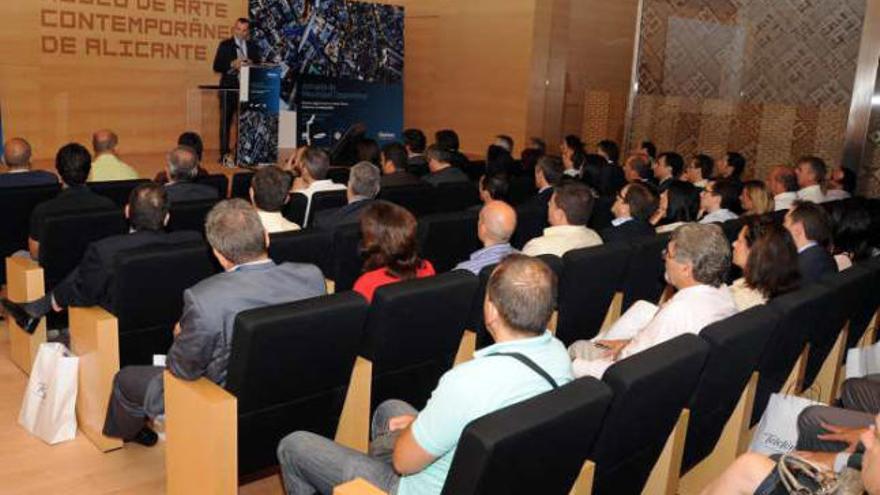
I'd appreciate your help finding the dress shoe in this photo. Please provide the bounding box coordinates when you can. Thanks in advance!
[130,427,158,447]
[1,299,40,334]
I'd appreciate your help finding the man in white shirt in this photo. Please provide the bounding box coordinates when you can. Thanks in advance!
[522,181,603,257]
[251,165,300,234]
[795,156,827,203]
[699,179,739,224]
[767,165,799,211]
[291,146,346,226]
[570,223,737,378]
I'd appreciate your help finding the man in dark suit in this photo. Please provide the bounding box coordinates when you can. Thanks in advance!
[379,142,420,188]
[601,182,658,244]
[102,199,326,446]
[163,146,219,204]
[314,162,379,230]
[435,129,470,169]
[403,128,428,177]
[513,156,564,248]
[784,200,836,285]
[0,138,58,188]
[212,17,261,162]
[652,152,684,193]
[2,184,201,333]
[422,145,469,186]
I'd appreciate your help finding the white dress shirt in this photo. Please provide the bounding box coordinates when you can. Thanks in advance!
[522,225,603,257]
[295,179,347,227]
[258,210,301,234]
[824,189,851,202]
[571,284,737,378]
[774,192,798,211]
[699,208,738,224]
[797,185,825,203]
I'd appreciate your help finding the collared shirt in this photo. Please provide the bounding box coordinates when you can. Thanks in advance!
[89,153,140,182]
[257,210,301,234]
[798,241,818,254]
[454,243,517,275]
[522,225,603,257]
[797,184,825,204]
[572,284,737,378]
[824,189,851,202]
[699,208,738,224]
[693,179,709,189]
[401,331,573,495]
[611,217,633,227]
[235,37,248,60]
[228,258,274,272]
[563,168,581,178]
[295,179,346,227]
[774,192,798,211]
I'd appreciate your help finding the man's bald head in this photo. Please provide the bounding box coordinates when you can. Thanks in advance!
[479,200,517,245]
[4,138,32,169]
[92,129,119,155]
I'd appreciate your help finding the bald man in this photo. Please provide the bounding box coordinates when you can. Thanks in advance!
[0,138,58,188]
[767,165,798,211]
[89,129,139,182]
[454,200,518,274]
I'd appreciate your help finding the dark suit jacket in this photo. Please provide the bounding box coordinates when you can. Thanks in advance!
[657,177,674,194]
[601,219,655,244]
[406,155,429,177]
[52,229,203,311]
[213,38,262,88]
[380,172,421,188]
[422,166,470,186]
[165,182,220,204]
[0,170,58,189]
[798,244,836,285]
[449,150,471,170]
[520,187,553,212]
[313,199,375,231]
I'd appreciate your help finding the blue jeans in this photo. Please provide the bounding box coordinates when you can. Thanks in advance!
[277,399,417,495]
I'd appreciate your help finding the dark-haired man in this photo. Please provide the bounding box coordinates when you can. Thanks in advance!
[784,200,836,284]
[0,138,58,188]
[380,142,420,188]
[291,146,346,226]
[422,145,469,186]
[251,165,299,233]
[653,152,684,193]
[601,183,658,244]
[699,180,740,224]
[213,17,261,162]
[277,255,572,494]
[717,152,746,184]
[521,156,563,211]
[3,184,201,333]
[102,199,325,446]
[434,129,470,169]
[796,156,827,204]
[523,181,602,257]
[403,128,428,176]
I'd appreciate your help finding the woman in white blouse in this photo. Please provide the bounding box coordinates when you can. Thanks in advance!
[729,216,801,310]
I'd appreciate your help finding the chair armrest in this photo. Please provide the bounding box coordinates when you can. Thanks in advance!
[5,256,47,374]
[69,306,122,452]
[334,478,388,495]
[336,356,372,453]
[454,330,476,366]
[569,459,595,495]
[164,371,237,495]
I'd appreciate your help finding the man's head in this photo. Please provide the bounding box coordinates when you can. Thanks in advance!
[624,154,652,183]
[205,199,268,269]
[403,128,426,155]
[435,129,460,151]
[718,152,746,180]
[250,165,292,213]
[484,254,557,340]
[784,200,831,248]
[768,165,798,196]
[356,138,380,165]
[597,140,620,163]
[528,137,546,153]
[665,223,731,289]
[535,155,564,189]
[425,144,453,173]
[478,200,517,247]
[612,183,658,221]
[3,138,32,170]
[549,181,594,226]
[55,143,92,186]
[178,132,204,161]
[700,179,740,213]
[233,18,249,41]
[348,161,381,201]
[494,135,514,153]
[653,152,684,181]
[795,156,827,188]
[300,146,331,182]
[479,173,510,203]
[686,154,714,183]
[92,129,119,156]
[166,146,200,182]
[829,165,857,194]
[381,142,407,175]
[127,183,169,231]
[639,141,657,160]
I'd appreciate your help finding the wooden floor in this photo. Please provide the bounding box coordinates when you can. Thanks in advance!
[0,319,285,495]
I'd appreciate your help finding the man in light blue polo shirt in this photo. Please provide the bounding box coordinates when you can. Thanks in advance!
[276,254,573,494]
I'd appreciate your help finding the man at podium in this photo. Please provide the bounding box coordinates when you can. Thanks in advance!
[212,17,261,163]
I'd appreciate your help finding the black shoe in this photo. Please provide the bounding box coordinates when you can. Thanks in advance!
[130,427,158,447]
[1,298,40,334]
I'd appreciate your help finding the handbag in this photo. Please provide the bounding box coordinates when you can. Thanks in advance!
[18,343,79,444]
[845,341,880,379]
[776,453,864,495]
[750,392,823,455]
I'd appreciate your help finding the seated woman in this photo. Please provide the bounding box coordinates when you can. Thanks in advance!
[740,180,774,216]
[560,135,587,178]
[729,216,800,310]
[353,201,436,302]
[828,198,874,271]
[651,180,700,233]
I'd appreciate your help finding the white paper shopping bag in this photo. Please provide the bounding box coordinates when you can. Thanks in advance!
[18,343,79,444]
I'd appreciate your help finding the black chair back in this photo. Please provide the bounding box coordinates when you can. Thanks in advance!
[269,229,332,277]
[433,182,481,213]
[620,234,670,311]
[417,210,481,273]
[327,167,351,185]
[801,275,849,389]
[442,377,613,495]
[230,172,254,199]
[225,292,369,476]
[195,174,229,198]
[89,179,150,207]
[507,176,537,206]
[330,223,364,292]
[511,203,548,250]
[167,199,218,233]
[587,195,614,232]
[590,334,709,495]
[379,183,434,216]
[720,217,746,243]
[469,263,498,350]
[0,184,60,283]
[308,190,348,226]
[39,208,127,289]
[819,264,877,354]
[282,193,308,227]
[556,244,632,346]
[362,271,479,410]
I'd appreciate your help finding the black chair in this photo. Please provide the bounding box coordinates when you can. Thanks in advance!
[0,183,60,284]
[112,241,217,366]
[89,179,150,207]
[620,234,670,311]
[681,305,780,474]
[268,229,333,278]
[719,217,746,243]
[441,377,613,495]
[225,292,369,476]
[432,182,481,213]
[230,172,255,199]
[589,334,710,495]
[555,244,632,346]
[282,193,308,227]
[511,204,547,250]
[307,190,348,227]
[362,271,478,410]
[417,210,481,273]
[819,263,878,352]
[507,176,537,206]
[195,174,229,198]
[469,263,498,350]
[330,223,364,292]
[327,167,351,185]
[463,160,486,182]
[167,199,218,233]
[378,183,434,216]
[39,208,127,289]
[587,195,614,233]
[801,275,850,391]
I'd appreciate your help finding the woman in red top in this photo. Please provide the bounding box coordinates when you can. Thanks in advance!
[353,202,435,302]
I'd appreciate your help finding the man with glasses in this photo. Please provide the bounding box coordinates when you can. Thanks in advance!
[699,179,740,224]
[600,183,658,244]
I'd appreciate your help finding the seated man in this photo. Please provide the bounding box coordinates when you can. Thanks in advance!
[570,223,736,378]
[477,173,510,205]
[277,255,573,494]
[163,146,219,204]
[796,374,880,455]
[600,182,657,244]
[421,144,469,186]
[313,162,380,230]
[768,164,799,211]
[102,199,326,445]
[784,200,836,284]
[88,130,139,182]
[624,153,656,187]
[290,146,346,226]
[522,181,603,257]
[699,179,740,224]
[28,143,117,259]
[380,142,421,188]
[2,184,201,333]
[153,132,210,184]
[652,152,684,193]
[0,138,58,188]
[826,165,856,202]
[454,200,517,275]
[434,128,470,170]
[521,155,564,211]
[251,165,300,233]
[403,128,429,177]
[795,155,827,203]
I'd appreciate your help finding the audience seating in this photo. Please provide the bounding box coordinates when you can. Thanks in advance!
[307,190,348,226]
[820,262,878,352]
[469,263,498,350]
[282,193,308,227]
[89,179,151,207]
[268,229,333,280]
[328,167,351,185]
[620,234,670,311]
[230,172,254,199]
[511,203,548,250]
[378,183,434,216]
[416,210,481,273]
[39,208,127,289]
[0,183,60,284]
[195,174,230,198]
[329,223,364,292]
[587,195,614,233]
[506,175,537,206]
[167,199,218,233]
[719,217,746,243]
[432,182,481,213]
[5,257,48,374]
[800,276,852,400]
